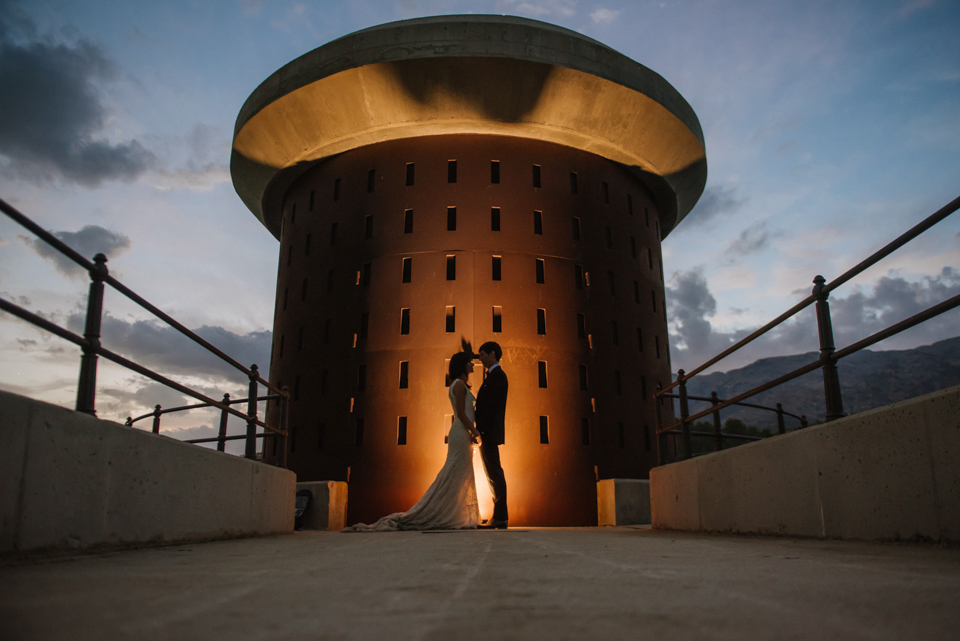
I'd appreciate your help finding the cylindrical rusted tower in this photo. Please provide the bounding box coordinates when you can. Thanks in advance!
[231,15,706,526]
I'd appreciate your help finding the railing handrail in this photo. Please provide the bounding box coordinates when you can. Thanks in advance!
[659,391,806,423]
[0,196,278,395]
[659,194,960,395]
[125,394,279,426]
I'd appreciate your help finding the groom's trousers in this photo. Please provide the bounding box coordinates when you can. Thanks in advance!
[479,440,508,522]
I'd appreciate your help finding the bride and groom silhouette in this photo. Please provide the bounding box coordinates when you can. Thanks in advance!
[344,340,509,532]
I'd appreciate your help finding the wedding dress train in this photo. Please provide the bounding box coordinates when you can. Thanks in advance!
[343,381,479,531]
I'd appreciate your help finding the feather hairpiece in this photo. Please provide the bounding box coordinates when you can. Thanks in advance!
[461,337,474,359]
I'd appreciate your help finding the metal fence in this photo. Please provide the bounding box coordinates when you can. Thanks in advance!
[655,194,960,465]
[0,197,289,467]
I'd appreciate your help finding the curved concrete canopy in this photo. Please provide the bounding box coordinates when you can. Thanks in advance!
[231,15,707,239]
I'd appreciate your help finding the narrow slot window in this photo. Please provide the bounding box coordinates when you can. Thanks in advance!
[575,264,584,289]
[532,164,541,188]
[539,416,549,444]
[570,172,578,195]
[579,364,588,390]
[648,247,654,270]
[631,237,637,259]
[360,262,371,287]
[444,360,451,387]
[404,209,413,234]
[491,160,500,184]
[581,418,591,445]
[537,308,546,335]
[535,258,545,284]
[655,335,661,359]
[492,255,502,281]
[305,234,311,256]
[297,326,304,351]
[618,422,625,448]
[614,370,622,396]
[398,417,408,445]
[355,419,364,446]
[333,178,341,201]
[447,207,457,231]
[367,168,376,193]
[533,210,543,235]
[399,361,409,389]
[286,244,292,266]
[652,290,658,312]
[359,313,369,339]
[446,255,456,281]
[492,306,502,333]
[491,207,501,231]
[301,278,308,302]
[644,425,651,452]
[572,217,580,240]
[602,181,609,204]
[402,257,412,283]
[278,334,284,359]
[634,280,640,303]
[330,222,338,246]
[611,320,619,345]
[364,215,373,239]
[309,190,315,211]
[538,361,548,388]
[405,162,415,186]
[577,313,586,339]
[357,364,366,391]
[605,226,613,249]
[400,308,410,335]
[448,160,457,183]
[445,306,456,333]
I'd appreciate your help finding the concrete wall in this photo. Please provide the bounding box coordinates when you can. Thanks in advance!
[651,384,960,542]
[1,390,296,554]
[597,479,651,526]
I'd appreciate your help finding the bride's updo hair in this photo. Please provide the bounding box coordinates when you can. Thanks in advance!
[448,339,475,385]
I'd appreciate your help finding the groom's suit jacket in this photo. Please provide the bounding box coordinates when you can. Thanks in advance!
[475,365,508,445]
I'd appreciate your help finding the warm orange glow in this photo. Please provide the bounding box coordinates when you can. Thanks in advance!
[472,447,494,522]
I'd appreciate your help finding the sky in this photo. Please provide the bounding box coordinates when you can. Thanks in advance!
[0,0,958,447]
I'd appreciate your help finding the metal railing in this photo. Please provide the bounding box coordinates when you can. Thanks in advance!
[655,194,960,464]
[0,197,289,466]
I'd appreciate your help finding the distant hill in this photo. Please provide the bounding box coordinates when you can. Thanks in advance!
[682,336,960,430]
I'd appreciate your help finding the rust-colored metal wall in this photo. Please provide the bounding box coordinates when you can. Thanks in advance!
[265,134,673,526]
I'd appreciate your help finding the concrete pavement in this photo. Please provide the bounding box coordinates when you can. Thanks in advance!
[2,528,959,640]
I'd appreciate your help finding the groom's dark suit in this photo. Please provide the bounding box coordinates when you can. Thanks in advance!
[475,363,508,523]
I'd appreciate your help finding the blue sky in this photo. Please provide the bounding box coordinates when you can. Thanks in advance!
[1,0,958,442]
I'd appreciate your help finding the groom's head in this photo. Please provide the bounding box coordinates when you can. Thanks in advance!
[477,341,502,368]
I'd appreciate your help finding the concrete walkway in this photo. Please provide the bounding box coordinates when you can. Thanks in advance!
[2,528,959,640]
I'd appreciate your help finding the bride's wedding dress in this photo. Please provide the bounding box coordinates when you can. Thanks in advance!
[343,380,480,531]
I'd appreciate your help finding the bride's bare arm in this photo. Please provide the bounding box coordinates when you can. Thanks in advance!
[453,380,480,441]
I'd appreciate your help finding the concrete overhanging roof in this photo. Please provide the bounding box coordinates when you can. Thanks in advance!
[231,15,707,240]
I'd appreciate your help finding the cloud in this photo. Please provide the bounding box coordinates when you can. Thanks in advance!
[667,268,750,370]
[726,220,774,258]
[24,225,131,277]
[590,8,619,24]
[679,184,747,228]
[0,8,156,186]
[66,313,272,382]
[496,0,577,18]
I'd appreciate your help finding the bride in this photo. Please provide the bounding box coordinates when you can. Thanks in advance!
[343,343,482,531]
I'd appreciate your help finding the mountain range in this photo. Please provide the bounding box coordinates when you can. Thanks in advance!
[680,336,960,431]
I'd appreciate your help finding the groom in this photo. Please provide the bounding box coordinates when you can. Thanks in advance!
[475,341,508,529]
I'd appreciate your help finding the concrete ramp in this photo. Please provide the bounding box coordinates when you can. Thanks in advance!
[1,390,295,554]
[651,384,960,542]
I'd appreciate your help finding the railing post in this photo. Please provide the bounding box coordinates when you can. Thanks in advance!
[152,404,161,434]
[245,364,259,460]
[278,386,290,469]
[776,402,786,435]
[677,369,692,460]
[801,415,808,428]
[76,253,107,415]
[813,275,845,421]
[710,391,723,452]
[217,393,230,452]
[654,384,664,466]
